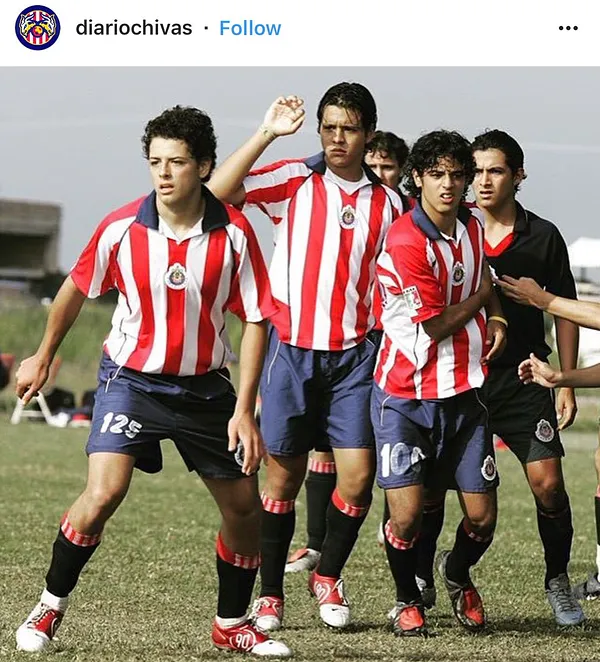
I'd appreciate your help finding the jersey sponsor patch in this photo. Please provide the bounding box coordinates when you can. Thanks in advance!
[535,419,555,443]
[165,262,188,290]
[402,285,423,313]
[480,455,497,481]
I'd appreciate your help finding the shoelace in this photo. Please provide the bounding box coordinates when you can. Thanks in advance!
[553,585,580,613]
[30,605,55,626]
[251,598,280,618]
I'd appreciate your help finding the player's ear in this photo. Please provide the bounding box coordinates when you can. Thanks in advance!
[514,167,527,187]
[197,158,212,180]
[412,169,422,190]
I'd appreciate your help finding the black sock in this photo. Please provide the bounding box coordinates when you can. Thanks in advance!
[415,500,445,586]
[259,506,295,599]
[384,521,420,603]
[305,469,336,552]
[317,490,369,578]
[216,535,259,618]
[536,497,573,588]
[446,519,493,586]
[45,529,100,598]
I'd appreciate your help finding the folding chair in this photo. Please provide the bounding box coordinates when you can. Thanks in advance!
[10,357,63,425]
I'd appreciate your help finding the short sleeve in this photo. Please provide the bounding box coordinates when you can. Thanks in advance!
[226,214,277,322]
[385,237,445,324]
[546,226,577,300]
[70,216,128,298]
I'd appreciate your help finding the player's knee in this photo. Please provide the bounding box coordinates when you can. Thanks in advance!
[83,484,128,518]
[336,467,374,504]
[388,505,421,540]
[531,476,567,510]
[465,510,496,536]
[224,492,262,523]
[265,469,304,501]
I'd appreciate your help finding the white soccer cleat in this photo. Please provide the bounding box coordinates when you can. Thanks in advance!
[284,547,321,573]
[251,596,284,631]
[308,571,351,628]
[212,619,292,657]
[16,602,64,652]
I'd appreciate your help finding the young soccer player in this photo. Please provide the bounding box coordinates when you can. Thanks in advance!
[285,129,411,574]
[209,84,406,630]
[14,106,290,657]
[373,130,506,636]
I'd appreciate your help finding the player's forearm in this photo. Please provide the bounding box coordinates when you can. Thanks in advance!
[543,295,600,331]
[555,316,579,371]
[422,290,487,343]
[208,129,275,206]
[35,276,86,365]
[485,289,504,318]
[234,321,268,415]
[553,364,600,388]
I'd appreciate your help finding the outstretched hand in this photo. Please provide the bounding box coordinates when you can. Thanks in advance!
[518,353,562,388]
[262,96,306,137]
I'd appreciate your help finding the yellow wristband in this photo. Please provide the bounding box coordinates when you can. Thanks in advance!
[488,315,508,327]
[259,124,276,143]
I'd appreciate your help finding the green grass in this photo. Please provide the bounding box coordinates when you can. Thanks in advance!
[1,425,600,661]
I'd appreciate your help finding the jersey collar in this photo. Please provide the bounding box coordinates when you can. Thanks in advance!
[136,186,230,233]
[411,199,472,240]
[304,151,381,185]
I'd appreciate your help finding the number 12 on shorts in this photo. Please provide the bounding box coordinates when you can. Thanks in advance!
[100,412,143,439]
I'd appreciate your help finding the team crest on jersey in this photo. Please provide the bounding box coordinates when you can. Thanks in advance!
[339,204,356,229]
[480,455,497,481]
[15,6,60,50]
[402,285,423,313]
[165,262,188,290]
[452,261,466,286]
[535,419,555,443]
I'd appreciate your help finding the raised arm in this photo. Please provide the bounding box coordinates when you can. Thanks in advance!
[208,96,305,206]
[15,276,86,404]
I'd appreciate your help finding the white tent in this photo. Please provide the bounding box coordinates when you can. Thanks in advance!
[568,237,600,269]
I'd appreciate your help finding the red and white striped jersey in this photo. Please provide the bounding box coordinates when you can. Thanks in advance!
[71,188,274,376]
[243,153,404,350]
[374,202,487,399]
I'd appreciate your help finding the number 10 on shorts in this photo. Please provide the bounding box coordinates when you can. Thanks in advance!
[380,442,424,478]
[100,412,143,439]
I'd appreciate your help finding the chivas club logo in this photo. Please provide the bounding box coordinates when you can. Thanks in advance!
[480,455,497,482]
[16,6,60,50]
[164,262,188,290]
[535,419,555,443]
[339,204,356,229]
[452,261,466,286]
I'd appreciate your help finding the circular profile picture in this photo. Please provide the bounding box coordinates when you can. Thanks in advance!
[15,6,60,50]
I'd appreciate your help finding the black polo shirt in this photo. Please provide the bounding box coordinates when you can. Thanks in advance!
[480,202,577,369]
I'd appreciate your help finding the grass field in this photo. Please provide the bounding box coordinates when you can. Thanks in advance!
[2,423,600,661]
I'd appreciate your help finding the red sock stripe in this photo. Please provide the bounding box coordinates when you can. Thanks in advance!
[331,488,370,518]
[463,519,492,544]
[216,533,260,570]
[60,515,102,547]
[308,459,337,474]
[384,520,417,550]
[261,492,295,514]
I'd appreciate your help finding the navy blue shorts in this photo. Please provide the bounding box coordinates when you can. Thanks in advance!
[86,354,244,479]
[371,384,499,493]
[259,326,378,457]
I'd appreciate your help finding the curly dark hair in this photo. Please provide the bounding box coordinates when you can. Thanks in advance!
[317,82,377,133]
[403,130,475,199]
[366,131,409,169]
[472,129,525,192]
[141,106,217,182]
